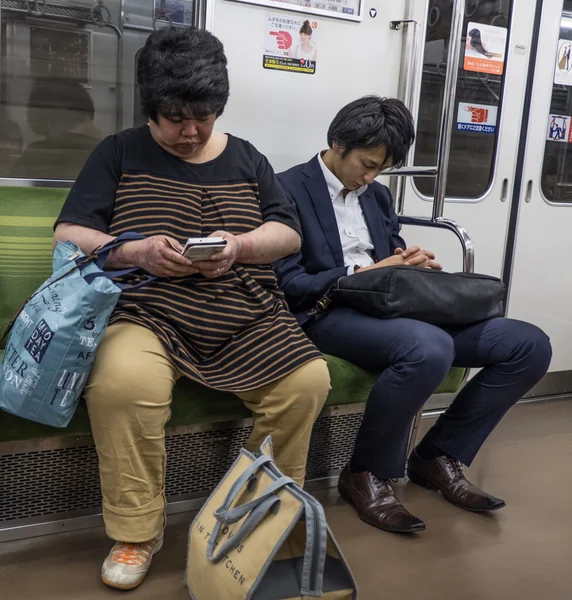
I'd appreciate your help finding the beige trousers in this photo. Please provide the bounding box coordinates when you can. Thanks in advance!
[84,322,330,542]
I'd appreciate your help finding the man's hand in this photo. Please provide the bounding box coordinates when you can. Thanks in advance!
[191,231,239,278]
[353,246,442,274]
[118,236,199,278]
[395,246,442,270]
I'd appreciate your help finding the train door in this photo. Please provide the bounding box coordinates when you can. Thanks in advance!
[397,0,536,280]
[397,0,572,383]
[507,0,572,376]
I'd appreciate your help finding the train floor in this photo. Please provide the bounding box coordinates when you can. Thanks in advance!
[2,397,572,600]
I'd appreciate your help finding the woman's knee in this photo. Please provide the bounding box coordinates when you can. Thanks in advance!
[85,326,176,414]
[300,358,331,415]
[262,359,330,418]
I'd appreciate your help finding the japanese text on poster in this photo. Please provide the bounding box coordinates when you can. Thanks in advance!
[456,102,498,134]
[231,0,361,22]
[463,22,507,76]
[554,39,572,86]
[263,13,319,75]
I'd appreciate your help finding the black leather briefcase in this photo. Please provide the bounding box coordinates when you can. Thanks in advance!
[331,266,505,327]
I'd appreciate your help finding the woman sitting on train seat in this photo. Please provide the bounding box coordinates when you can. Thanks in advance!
[275,96,553,535]
[52,26,329,591]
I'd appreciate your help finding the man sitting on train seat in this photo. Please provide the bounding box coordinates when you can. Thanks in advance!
[274,96,552,534]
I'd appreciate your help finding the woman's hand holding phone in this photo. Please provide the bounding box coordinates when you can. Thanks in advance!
[191,231,238,278]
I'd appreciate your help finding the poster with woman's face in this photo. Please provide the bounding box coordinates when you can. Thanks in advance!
[263,13,319,75]
[463,22,507,76]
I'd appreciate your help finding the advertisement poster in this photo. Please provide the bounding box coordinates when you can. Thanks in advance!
[154,0,194,26]
[263,13,319,75]
[456,102,498,134]
[463,22,507,76]
[554,39,572,86]
[547,114,572,143]
[230,0,361,22]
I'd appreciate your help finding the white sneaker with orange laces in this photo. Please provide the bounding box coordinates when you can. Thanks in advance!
[101,535,164,590]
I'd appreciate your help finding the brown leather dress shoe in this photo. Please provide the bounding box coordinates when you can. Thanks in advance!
[338,465,426,533]
[407,449,506,512]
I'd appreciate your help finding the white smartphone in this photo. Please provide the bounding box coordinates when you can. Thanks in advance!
[181,237,227,261]
[165,237,228,261]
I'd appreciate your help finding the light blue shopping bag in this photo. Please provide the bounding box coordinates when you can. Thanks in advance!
[0,232,154,427]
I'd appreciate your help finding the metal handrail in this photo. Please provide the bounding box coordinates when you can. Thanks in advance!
[389,13,423,213]
[389,0,474,274]
[398,215,475,273]
[392,1,473,460]
[432,0,465,222]
[385,166,437,177]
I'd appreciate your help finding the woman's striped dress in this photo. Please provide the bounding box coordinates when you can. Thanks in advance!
[57,127,322,391]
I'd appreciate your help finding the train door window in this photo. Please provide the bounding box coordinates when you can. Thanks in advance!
[413,0,512,199]
[541,5,572,203]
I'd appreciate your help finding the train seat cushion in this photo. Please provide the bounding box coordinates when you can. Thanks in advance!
[0,187,464,442]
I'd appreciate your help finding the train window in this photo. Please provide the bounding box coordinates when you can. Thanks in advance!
[541,6,572,203]
[413,0,511,199]
[0,0,196,182]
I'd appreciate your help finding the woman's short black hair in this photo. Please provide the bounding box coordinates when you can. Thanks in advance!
[300,20,312,35]
[327,96,415,168]
[137,26,229,122]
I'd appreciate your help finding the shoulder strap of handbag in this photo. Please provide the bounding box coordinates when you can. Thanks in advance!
[1,232,154,342]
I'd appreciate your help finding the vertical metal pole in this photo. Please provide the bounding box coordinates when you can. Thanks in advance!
[432,0,465,221]
[194,0,208,29]
[116,0,125,132]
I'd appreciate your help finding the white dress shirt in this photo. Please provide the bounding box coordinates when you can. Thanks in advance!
[317,152,375,274]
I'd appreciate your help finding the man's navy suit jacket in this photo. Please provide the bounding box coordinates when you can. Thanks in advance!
[274,155,406,325]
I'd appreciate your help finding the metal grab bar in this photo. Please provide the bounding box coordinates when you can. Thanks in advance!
[398,215,475,273]
[391,0,465,220]
[385,166,438,177]
[389,0,474,274]
[398,1,471,460]
[433,0,465,221]
[390,19,422,112]
[389,14,423,213]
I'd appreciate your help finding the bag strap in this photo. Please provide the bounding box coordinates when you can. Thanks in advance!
[207,494,283,563]
[83,271,156,290]
[89,232,148,270]
[299,493,328,596]
[264,461,328,596]
[206,454,291,564]
[216,453,274,512]
[1,233,152,342]
[213,475,294,524]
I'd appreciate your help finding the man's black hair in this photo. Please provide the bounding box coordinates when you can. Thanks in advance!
[137,26,229,122]
[327,96,415,168]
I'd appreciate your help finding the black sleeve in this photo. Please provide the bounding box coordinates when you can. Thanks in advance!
[255,151,302,237]
[54,135,122,233]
